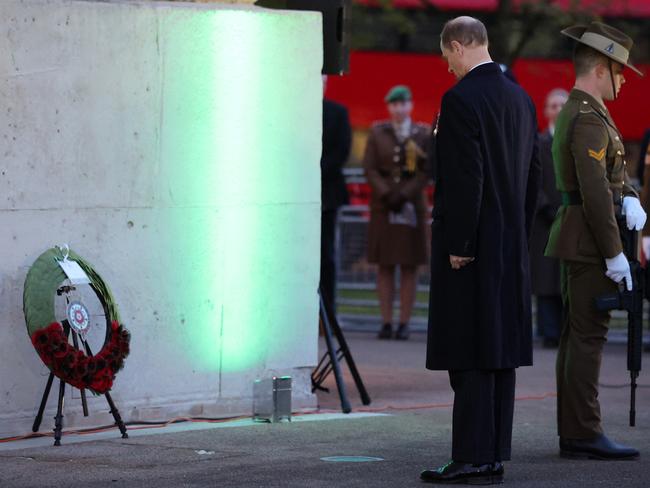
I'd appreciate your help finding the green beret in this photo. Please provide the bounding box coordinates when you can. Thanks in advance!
[385,85,412,103]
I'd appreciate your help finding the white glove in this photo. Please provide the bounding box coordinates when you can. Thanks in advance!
[622,196,647,231]
[643,236,650,261]
[605,252,633,291]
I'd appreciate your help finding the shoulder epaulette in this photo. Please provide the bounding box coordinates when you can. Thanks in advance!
[576,100,608,124]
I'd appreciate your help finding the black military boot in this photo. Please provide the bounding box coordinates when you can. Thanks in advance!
[395,322,410,340]
[377,323,392,339]
[560,434,639,460]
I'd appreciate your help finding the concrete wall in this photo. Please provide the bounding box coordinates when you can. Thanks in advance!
[0,0,323,437]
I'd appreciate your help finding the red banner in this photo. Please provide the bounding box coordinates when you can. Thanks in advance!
[355,0,650,17]
[326,51,650,140]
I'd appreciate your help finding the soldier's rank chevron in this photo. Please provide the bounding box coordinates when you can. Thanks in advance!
[588,148,606,161]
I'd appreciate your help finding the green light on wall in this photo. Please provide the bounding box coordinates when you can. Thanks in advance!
[158,7,322,373]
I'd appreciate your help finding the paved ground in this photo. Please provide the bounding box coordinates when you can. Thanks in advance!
[1,331,649,487]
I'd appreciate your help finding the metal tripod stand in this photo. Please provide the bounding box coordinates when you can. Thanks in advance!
[311,288,371,412]
[32,320,128,446]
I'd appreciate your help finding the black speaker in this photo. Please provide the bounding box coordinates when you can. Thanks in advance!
[255,0,350,75]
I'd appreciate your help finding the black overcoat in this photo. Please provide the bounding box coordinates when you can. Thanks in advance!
[426,63,541,371]
[321,99,351,211]
[529,130,562,296]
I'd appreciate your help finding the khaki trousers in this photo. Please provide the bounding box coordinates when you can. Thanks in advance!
[557,260,617,439]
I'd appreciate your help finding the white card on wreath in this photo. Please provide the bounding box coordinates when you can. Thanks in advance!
[57,259,91,285]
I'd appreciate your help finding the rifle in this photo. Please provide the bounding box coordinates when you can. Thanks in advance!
[594,215,644,427]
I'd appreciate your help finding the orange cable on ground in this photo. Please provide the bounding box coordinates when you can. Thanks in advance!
[0,392,557,444]
[316,391,557,415]
[0,415,249,444]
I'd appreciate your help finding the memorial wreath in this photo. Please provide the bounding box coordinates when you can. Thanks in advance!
[23,247,130,394]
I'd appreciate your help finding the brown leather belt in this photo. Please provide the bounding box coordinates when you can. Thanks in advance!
[561,189,623,207]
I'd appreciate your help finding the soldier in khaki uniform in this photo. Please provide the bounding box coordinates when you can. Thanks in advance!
[545,22,646,460]
[363,85,430,341]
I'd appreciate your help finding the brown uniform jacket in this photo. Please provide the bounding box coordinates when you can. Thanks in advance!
[545,89,637,264]
[362,120,430,213]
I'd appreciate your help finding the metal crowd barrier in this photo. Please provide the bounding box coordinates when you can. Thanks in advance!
[334,204,431,330]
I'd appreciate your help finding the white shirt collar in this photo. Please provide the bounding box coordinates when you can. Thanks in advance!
[393,118,412,140]
[468,61,493,73]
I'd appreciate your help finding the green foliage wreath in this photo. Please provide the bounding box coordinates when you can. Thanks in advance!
[23,248,130,394]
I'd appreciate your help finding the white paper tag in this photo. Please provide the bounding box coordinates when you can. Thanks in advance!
[57,259,91,285]
[388,202,417,228]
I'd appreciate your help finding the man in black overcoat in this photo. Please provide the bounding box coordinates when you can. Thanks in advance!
[421,17,541,485]
[320,76,351,310]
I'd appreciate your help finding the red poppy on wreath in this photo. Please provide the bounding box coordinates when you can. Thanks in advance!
[31,321,130,394]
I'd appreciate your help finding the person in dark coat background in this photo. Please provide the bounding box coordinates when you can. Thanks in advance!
[641,142,650,260]
[635,128,650,184]
[530,88,568,348]
[637,129,650,264]
[421,17,540,485]
[320,75,351,310]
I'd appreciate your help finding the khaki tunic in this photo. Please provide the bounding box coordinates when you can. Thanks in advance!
[363,120,430,266]
[545,89,637,262]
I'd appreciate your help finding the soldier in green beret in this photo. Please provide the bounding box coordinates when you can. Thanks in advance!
[363,84,430,340]
[385,85,411,104]
[545,21,645,460]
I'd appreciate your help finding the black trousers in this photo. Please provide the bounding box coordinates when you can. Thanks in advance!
[449,369,516,464]
[536,295,563,340]
[320,209,338,311]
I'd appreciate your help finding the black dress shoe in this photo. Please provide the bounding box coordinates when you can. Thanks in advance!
[420,461,504,485]
[395,323,410,340]
[377,323,392,339]
[560,434,639,460]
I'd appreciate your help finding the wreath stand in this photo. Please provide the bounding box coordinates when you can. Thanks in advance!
[32,326,129,445]
[32,313,128,447]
